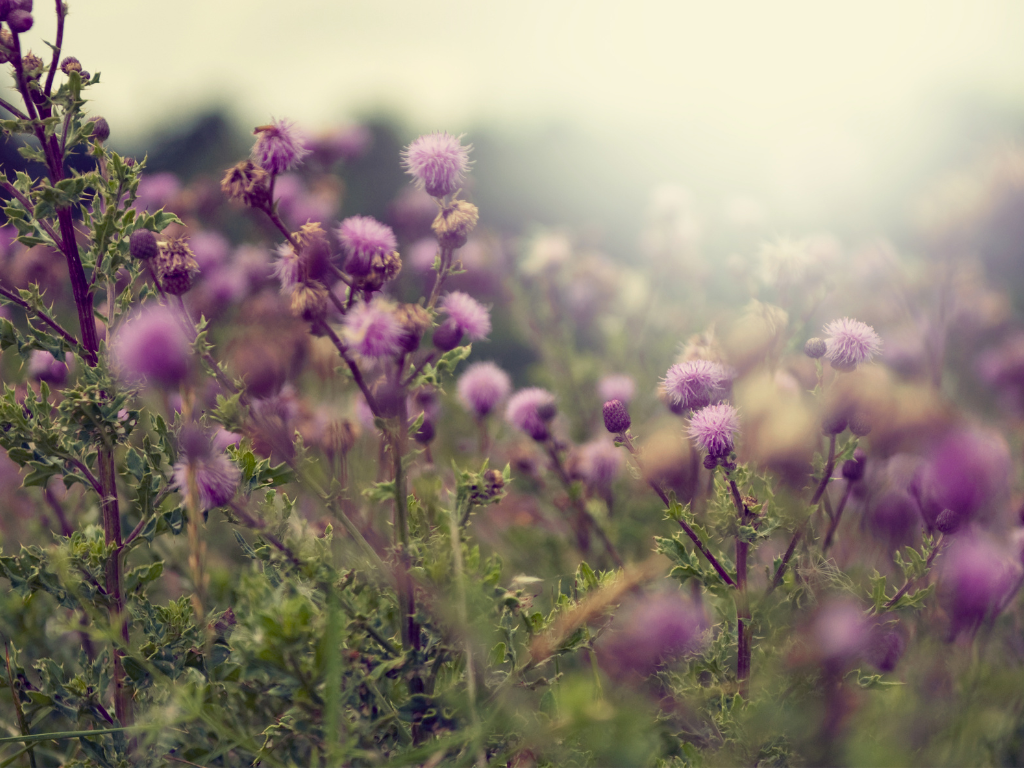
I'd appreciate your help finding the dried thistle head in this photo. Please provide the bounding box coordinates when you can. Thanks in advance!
[432,199,479,249]
[290,282,329,323]
[220,160,271,209]
[155,237,200,295]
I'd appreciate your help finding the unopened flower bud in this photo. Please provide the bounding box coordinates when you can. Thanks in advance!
[7,9,32,33]
[703,454,719,470]
[432,318,463,352]
[432,199,479,249]
[936,508,961,535]
[602,399,631,434]
[59,55,80,74]
[155,237,200,295]
[484,468,505,494]
[80,71,90,80]
[414,419,435,444]
[290,282,329,323]
[220,160,271,209]
[821,409,848,436]
[394,303,431,353]
[848,411,872,437]
[88,116,110,142]
[804,337,827,359]
[841,457,864,482]
[129,229,158,260]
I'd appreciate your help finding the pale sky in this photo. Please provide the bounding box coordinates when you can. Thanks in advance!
[11,1,1024,214]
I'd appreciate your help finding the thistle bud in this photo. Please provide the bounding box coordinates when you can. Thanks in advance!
[821,409,848,436]
[841,457,864,482]
[394,303,431,353]
[290,282,329,323]
[484,468,505,495]
[848,411,872,437]
[432,318,463,352]
[59,55,81,74]
[80,71,90,80]
[87,116,110,142]
[432,199,479,250]
[129,229,158,260]
[155,237,200,295]
[220,160,271,209]
[703,454,719,470]
[7,9,32,33]
[414,419,435,444]
[602,399,631,434]
[936,508,961,535]
[804,337,827,359]
[20,51,42,76]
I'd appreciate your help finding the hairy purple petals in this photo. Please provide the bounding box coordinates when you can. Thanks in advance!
[402,131,471,198]
[687,403,739,458]
[505,387,556,441]
[342,300,403,359]
[251,118,310,175]
[597,373,636,405]
[440,291,491,341]
[111,304,191,388]
[823,317,882,372]
[457,361,511,418]
[337,215,398,277]
[663,360,729,411]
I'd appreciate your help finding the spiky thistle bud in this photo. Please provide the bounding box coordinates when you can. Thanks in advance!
[432,199,479,249]
[155,237,200,295]
[20,51,42,76]
[804,337,827,359]
[935,508,961,535]
[59,55,80,74]
[129,229,159,260]
[602,399,631,434]
[88,116,110,142]
[7,9,32,33]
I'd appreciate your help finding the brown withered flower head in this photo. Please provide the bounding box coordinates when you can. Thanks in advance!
[221,160,271,210]
[155,237,200,295]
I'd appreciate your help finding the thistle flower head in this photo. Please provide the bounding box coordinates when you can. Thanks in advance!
[602,400,631,434]
[27,350,71,385]
[823,317,882,371]
[687,403,739,458]
[440,291,490,341]
[251,118,310,175]
[402,131,472,198]
[271,243,302,293]
[577,439,623,489]
[337,215,398,277]
[173,426,241,511]
[155,237,200,295]
[663,360,729,411]
[506,387,556,441]
[342,299,403,359]
[457,361,511,418]
[111,304,191,388]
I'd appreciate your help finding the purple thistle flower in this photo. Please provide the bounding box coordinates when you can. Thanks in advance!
[597,373,636,405]
[939,535,1021,637]
[687,403,739,458]
[578,439,624,489]
[505,387,556,441]
[342,300,403,359]
[440,291,490,340]
[337,215,398,277]
[823,317,882,372]
[271,243,302,293]
[402,131,472,198]
[27,350,72,385]
[457,361,511,418]
[809,600,872,672]
[251,118,310,175]
[173,433,241,511]
[663,360,729,411]
[111,304,191,388]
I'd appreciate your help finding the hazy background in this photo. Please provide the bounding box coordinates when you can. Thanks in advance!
[11,0,1024,247]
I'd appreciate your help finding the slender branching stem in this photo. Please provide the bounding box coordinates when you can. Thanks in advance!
[822,479,855,554]
[44,0,66,97]
[729,476,751,695]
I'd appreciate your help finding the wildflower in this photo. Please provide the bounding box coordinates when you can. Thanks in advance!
[337,215,398,277]
[402,131,471,198]
[506,387,556,441]
[687,403,739,458]
[111,304,191,387]
[8,9,32,33]
[342,299,402,359]
[602,399,631,434]
[808,600,871,673]
[128,229,158,261]
[87,117,110,142]
[173,426,240,511]
[939,535,1021,637]
[155,237,200,295]
[663,360,729,411]
[221,160,270,209]
[598,374,636,405]
[395,303,432,353]
[440,291,490,340]
[432,199,479,249]
[251,118,310,175]
[577,439,623,489]
[596,590,708,680]
[457,361,511,418]
[27,350,71,385]
[290,282,329,323]
[271,243,302,293]
[822,317,882,371]
[804,337,827,359]
[293,222,333,284]
[841,449,866,482]
[59,56,81,74]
